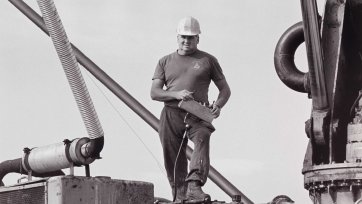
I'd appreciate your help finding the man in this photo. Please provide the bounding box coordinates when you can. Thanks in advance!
[150,16,231,201]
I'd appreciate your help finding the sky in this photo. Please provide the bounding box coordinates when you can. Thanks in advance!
[0,0,325,203]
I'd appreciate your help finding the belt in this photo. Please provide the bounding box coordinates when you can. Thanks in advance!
[164,104,199,120]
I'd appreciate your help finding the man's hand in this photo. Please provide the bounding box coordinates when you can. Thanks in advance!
[176,90,194,101]
[210,103,221,118]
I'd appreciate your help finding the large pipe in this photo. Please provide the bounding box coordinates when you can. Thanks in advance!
[300,0,328,110]
[300,0,330,164]
[0,158,64,186]
[22,138,94,173]
[274,21,310,93]
[8,1,253,203]
[36,0,104,159]
[0,138,92,185]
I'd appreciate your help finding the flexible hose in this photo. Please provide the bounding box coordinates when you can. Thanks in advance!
[0,158,64,186]
[36,0,104,157]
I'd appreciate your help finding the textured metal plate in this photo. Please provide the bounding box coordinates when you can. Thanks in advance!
[0,185,46,204]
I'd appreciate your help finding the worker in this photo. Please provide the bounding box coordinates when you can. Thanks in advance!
[150,16,231,201]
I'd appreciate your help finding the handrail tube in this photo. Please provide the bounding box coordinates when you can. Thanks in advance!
[8,1,253,203]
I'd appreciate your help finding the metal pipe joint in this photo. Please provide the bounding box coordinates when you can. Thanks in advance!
[22,138,95,173]
[274,21,310,94]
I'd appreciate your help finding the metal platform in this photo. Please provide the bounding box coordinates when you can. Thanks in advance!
[0,175,154,204]
[154,197,237,204]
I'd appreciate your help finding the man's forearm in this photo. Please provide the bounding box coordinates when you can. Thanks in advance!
[151,89,177,102]
[213,78,231,108]
[215,87,231,108]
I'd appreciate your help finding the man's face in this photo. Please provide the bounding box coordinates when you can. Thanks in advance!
[177,35,199,55]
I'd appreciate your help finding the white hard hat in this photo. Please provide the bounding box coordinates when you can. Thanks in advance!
[176,16,201,36]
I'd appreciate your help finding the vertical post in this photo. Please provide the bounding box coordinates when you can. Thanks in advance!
[300,0,328,110]
[300,0,330,163]
[85,165,90,177]
[27,170,32,181]
[69,163,74,176]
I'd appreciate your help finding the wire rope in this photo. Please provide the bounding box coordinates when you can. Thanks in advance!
[84,71,166,176]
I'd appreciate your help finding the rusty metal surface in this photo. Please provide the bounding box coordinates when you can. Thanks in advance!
[311,189,361,204]
[0,181,46,204]
[299,0,362,165]
[326,0,362,164]
[0,185,45,204]
[321,0,346,164]
[303,163,362,194]
[0,176,154,203]
[47,176,154,204]
[275,0,362,203]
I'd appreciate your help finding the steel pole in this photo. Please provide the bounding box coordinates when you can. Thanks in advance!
[300,0,328,110]
[8,0,253,203]
[300,0,331,164]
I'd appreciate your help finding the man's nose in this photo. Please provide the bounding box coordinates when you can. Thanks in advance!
[184,38,191,43]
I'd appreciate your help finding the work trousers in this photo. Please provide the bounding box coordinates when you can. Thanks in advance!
[158,106,215,198]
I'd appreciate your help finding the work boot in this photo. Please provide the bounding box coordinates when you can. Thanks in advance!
[186,181,211,201]
[173,185,187,202]
[175,193,187,202]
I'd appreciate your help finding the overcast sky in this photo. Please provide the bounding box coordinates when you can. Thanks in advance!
[0,0,326,203]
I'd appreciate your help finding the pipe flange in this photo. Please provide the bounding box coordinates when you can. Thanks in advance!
[69,137,95,165]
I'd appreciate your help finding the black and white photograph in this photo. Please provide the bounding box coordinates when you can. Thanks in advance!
[1,0,360,204]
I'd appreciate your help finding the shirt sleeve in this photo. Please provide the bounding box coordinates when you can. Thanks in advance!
[210,56,225,81]
[152,57,166,81]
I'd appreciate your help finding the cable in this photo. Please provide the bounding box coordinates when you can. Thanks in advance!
[173,115,190,202]
[83,71,166,176]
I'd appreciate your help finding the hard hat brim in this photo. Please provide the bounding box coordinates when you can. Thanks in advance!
[177,32,200,36]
